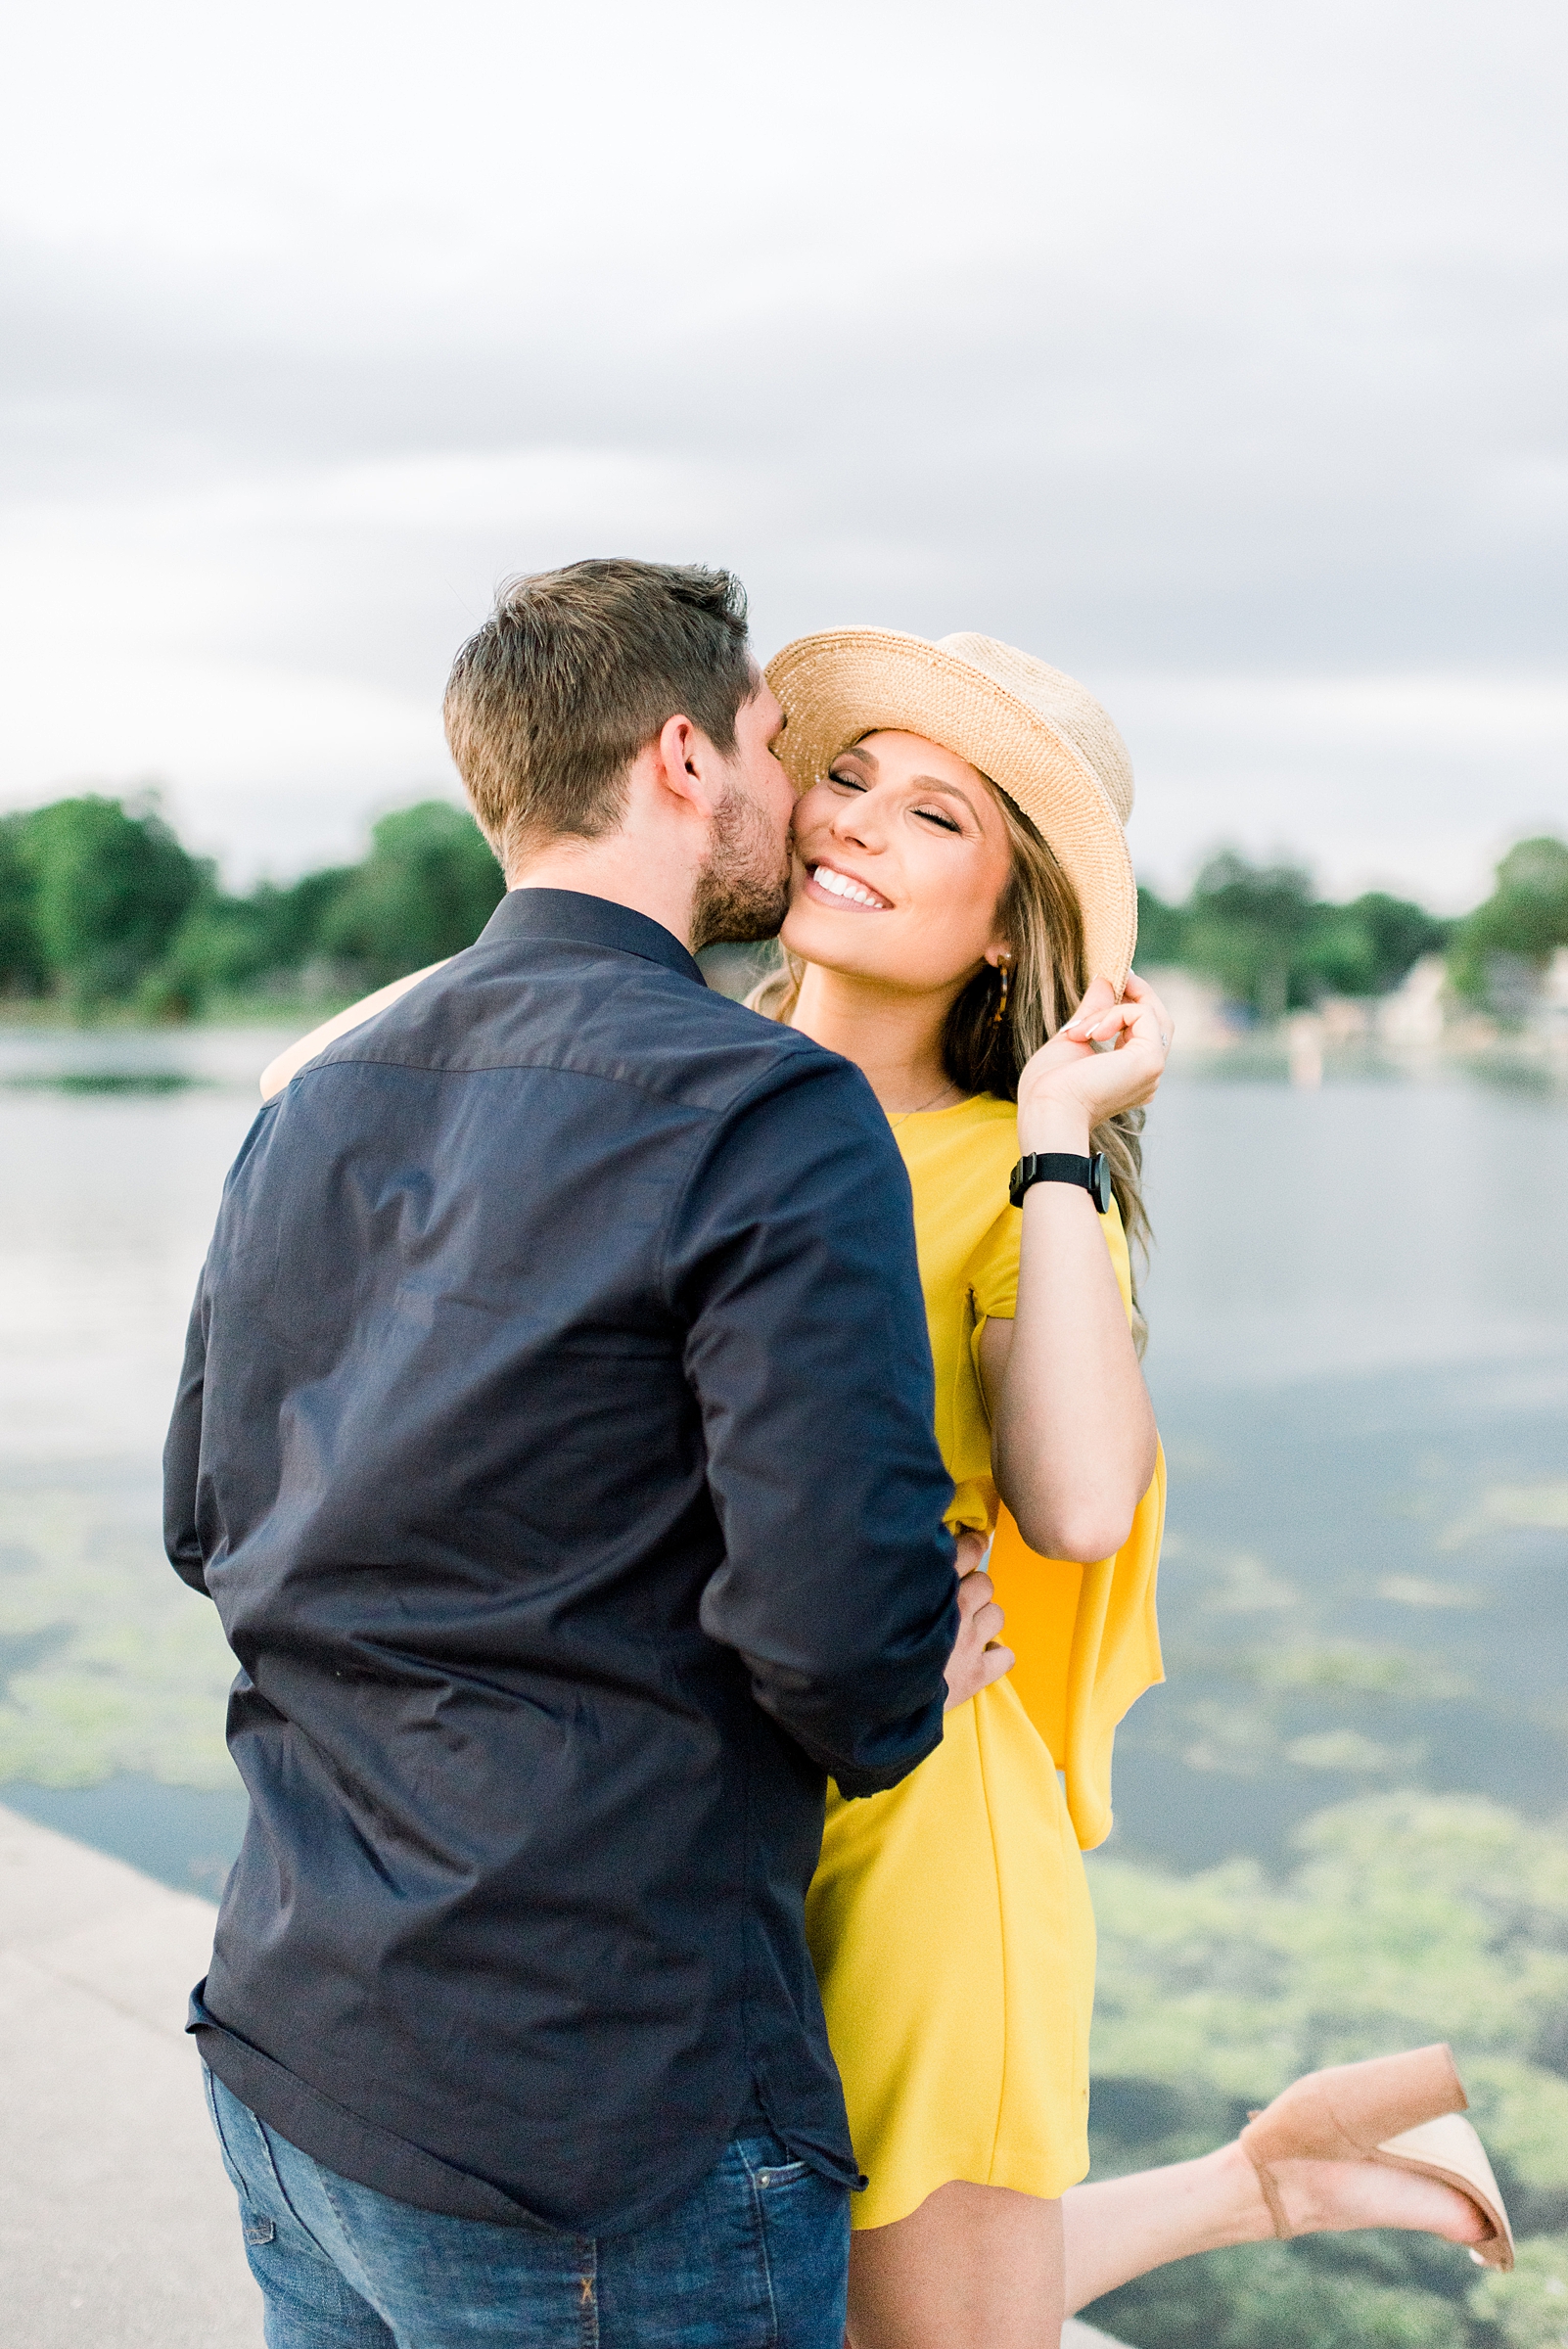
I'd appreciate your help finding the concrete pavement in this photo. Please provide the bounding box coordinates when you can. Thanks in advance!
[0,1802,262,2347]
[0,1803,1129,2346]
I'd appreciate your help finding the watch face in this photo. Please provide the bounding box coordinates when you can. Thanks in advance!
[1090,1152,1113,1214]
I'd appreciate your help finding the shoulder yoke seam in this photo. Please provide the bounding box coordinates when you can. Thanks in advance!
[292,1029,823,1118]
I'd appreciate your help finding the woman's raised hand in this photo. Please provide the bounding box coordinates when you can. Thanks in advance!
[1014,970,1174,1143]
[943,1530,1014,1711]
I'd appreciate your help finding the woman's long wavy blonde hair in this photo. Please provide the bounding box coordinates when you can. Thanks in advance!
[748,777,1151,1346]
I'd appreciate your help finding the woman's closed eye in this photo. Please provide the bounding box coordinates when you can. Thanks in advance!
[825,769,964,835]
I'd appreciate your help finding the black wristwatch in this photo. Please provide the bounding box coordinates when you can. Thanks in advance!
[1009,1151,1112,1214]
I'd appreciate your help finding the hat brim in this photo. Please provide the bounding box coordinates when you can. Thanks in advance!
[765,628,1137,988]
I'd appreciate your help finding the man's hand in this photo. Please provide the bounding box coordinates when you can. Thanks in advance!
[943,1530,1015,1711]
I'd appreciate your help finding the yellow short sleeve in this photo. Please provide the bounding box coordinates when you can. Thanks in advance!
[967,1203,1023,1326]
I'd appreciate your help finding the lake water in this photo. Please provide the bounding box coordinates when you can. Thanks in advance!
[2,1023,1565,1890]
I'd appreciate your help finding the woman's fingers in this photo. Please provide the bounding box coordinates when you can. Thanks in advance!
[1061,1002,1148,1050]
[944,1562,1013,1708]
[952,1528,992,1579]
[970,1599,1006,1645]
[956,1569,996,1621]
[1121,970,1176,1056]
[1030,972,1176,1127]
[1059,975,1119,1035]
[1060,971,1175,1056]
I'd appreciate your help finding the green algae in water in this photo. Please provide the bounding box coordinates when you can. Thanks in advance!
[0,1471,236,1790]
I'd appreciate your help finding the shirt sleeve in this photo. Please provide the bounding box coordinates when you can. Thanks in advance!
[163,1274,213,1595]
[968,1201,1023,1324]
[667,1050,958,1798]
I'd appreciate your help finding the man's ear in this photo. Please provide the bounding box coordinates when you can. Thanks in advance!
[650,714,723,819]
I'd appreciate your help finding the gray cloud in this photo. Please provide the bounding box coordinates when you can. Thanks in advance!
[1,0,1564,896]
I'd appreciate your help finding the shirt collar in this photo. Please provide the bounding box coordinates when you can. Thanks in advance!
[477,888,707,988]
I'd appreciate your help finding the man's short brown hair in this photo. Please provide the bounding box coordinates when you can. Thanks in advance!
[443,559,755,867]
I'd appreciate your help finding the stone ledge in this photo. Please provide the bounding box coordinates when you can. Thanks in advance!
[0,1804,261,2348]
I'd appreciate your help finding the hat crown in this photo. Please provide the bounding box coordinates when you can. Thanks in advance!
[935,632,1134,824]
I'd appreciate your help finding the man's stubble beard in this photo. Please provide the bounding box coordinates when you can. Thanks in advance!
[689,780,794,953]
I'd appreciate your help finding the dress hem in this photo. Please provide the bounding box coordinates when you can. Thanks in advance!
[851,2152,1093,2233]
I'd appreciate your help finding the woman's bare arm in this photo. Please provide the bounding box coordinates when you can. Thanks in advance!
[258,961,451,1101]
[979,973,1172,1563]
[979,1237,1152,1563]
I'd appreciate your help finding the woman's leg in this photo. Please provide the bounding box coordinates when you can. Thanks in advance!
[1060,2143,1488,2317]
[840,2129,1488,2340]
[848,2182,1064,2349]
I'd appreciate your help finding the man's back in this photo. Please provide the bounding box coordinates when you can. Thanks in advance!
[167,887,957,2235]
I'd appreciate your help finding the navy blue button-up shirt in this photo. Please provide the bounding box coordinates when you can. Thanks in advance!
[166,888,957,2237]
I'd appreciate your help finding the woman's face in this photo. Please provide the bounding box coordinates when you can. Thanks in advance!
[780,730,1013,993]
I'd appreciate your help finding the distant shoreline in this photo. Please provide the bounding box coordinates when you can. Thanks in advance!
[0,989,363,1033]
[1,1009,1564,1101]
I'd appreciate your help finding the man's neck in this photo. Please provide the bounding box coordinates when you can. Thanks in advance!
[507,832,699,953]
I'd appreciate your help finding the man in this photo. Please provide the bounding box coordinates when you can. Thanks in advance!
[166,559,999,2347]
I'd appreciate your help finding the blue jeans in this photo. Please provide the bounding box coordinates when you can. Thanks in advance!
[204,2068,850,2348]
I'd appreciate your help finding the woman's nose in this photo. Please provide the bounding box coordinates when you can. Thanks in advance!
[832,800,881,850]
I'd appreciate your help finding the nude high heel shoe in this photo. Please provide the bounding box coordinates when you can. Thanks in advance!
[1239,2045,1515,2272]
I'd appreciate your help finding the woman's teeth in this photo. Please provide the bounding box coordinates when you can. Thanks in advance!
[812,865,888,909]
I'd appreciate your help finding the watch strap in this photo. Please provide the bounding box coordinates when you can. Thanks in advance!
[1009,1151,1111,1213]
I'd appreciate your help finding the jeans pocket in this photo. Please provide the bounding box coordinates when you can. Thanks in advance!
[204,2071,282,2249]
[751,2158,812,2188]
[203,2065,248,2195]
[735,2135,815,2192]
[745,2159,851,2349]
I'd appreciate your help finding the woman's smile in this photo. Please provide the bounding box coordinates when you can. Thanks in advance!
[804,858,894,911]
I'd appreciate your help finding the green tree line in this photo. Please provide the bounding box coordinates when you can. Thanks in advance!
[0,793,505,1017]
[1138,836,1568,1023]
[1,789,1565,1022]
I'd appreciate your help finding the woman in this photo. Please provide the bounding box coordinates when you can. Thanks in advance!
[262,627,1513,2349]
[749,626,1512,2345]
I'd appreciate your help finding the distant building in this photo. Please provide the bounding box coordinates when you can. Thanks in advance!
[1378,954,1448,1052]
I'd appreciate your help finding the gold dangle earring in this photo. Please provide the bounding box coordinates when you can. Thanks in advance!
[991,952,1012,1029]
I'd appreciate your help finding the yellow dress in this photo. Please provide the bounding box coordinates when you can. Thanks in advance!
[805,1093,1167,2229]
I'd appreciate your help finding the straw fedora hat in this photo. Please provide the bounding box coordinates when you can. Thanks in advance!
[764,628,1138,988]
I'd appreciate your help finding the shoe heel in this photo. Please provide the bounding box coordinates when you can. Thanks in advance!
[1374,2114,1514,2273]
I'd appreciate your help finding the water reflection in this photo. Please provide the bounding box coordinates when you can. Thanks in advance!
[1125,1075,1568,1865]
[0,1028,288,1877]
[1,1029,1564,1889]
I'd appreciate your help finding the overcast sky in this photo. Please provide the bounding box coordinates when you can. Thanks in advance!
[3,0,1564,904]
